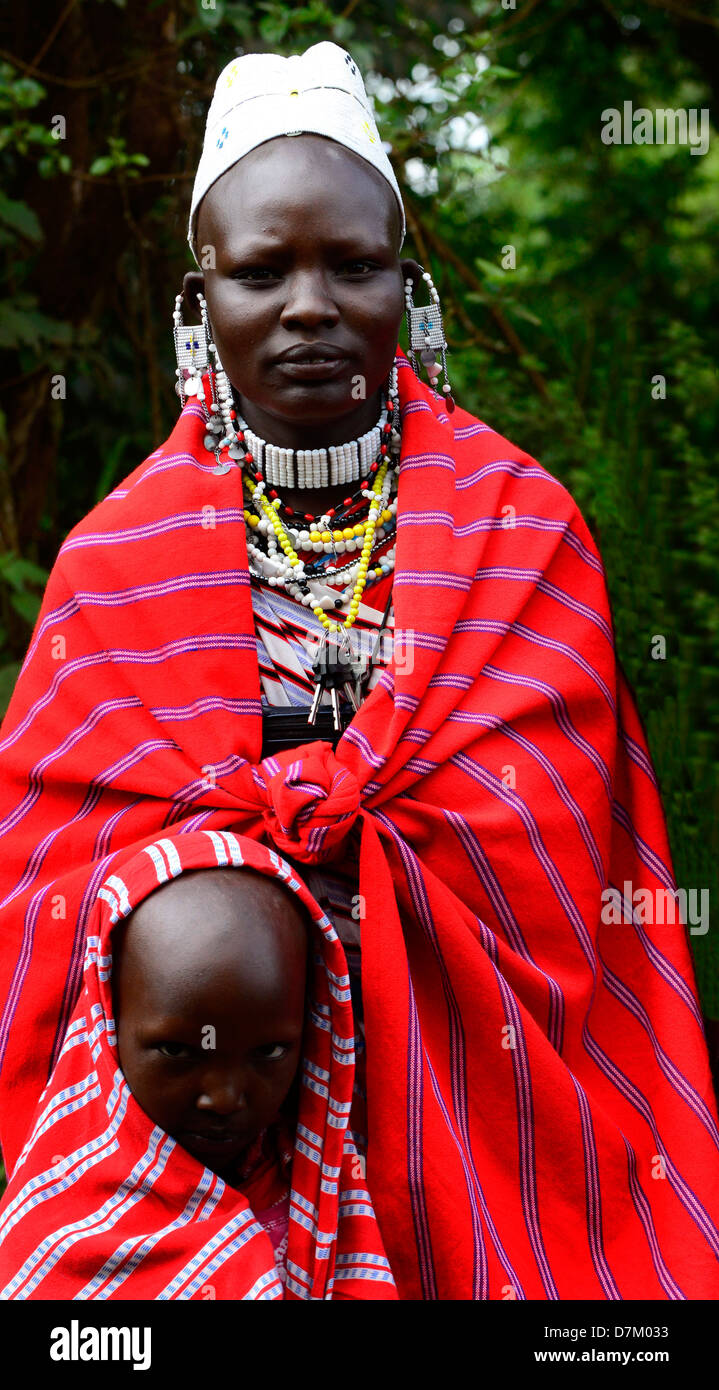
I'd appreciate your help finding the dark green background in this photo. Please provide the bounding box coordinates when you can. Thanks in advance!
[1,0,717,1017]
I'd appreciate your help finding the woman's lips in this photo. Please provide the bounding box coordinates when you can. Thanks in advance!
[275,357,350,381]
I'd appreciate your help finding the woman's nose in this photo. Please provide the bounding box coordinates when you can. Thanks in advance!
[196,1072,249,1114]
[280,270,340,327]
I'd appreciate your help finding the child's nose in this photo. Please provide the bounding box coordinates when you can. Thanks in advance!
[196,1071,249,1114]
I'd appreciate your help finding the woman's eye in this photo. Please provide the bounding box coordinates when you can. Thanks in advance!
[156,1042,191,1059]
[256,1043,289,1061]
[233,268,275,281]
[233,262,375,280]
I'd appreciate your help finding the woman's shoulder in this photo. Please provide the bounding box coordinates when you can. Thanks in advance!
[402,378,602,571]
[398,355,581,524]
[51,402,228,588]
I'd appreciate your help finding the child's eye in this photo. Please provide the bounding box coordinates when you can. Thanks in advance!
[156,1042,192,1059]
[342,260,375,274]
[255,1043,290,1061]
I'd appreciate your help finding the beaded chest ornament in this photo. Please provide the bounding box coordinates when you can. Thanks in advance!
[170,273,455,726]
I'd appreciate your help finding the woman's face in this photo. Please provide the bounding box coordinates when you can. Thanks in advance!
[185,134,420,448]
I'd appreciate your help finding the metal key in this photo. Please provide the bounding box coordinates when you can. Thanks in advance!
[308,630,362,732]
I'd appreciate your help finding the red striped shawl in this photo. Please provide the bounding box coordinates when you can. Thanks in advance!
[0,347,717,1298]
[0,832,396,1299]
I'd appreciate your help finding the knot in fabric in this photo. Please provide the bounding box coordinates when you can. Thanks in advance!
[251,743,361,864]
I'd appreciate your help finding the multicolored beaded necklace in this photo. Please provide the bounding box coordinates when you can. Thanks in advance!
[227,369,400,634]
[197,353,400,718]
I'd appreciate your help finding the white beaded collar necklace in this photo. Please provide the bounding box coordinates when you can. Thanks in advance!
[235,410,384,490]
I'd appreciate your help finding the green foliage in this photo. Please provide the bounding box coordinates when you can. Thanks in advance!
[89,137,150,178]
[0,0,716,1015]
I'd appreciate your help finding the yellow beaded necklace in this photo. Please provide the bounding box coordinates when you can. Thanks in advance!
[243,458,391,633]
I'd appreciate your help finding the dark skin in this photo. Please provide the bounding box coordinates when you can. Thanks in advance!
[183,133,422,519]
[114,868,309,1183]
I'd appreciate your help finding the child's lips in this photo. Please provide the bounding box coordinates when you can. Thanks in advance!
[179,1128,251,1156]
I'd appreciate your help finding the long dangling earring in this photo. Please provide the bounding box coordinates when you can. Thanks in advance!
[172,291,209,408]
[171,289,237,472]
[404,267,455,413]
[197,293,245,461]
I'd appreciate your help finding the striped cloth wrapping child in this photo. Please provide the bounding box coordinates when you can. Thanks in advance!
[0,832,397,1299]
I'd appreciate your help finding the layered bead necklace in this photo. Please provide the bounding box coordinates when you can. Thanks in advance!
[207,364,401,637]
[193,326,401,721]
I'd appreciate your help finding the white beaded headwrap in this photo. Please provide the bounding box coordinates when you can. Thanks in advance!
[188,40,406,265]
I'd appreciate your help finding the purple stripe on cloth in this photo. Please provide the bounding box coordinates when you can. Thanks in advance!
[474,568,613,643]
[445,709,605,888]
[452,751,595,1034]
[171,754,249,806]
[455,459,563,492]
[494,970,559,1298]
[452,618,615,714]
[340,725,387,772]
[427,673,474,691]
[24,572,252,673]
[393,571,473,592]
[611,802,674,890]
[423,1051,489,1299]
[2,710,159,867]
[598,958,719,1150]
[623,1139,685,1299]
[397,512,602,572]
[60,509,247,552]
[2,636,256,760]
[396,454,455,473]
[444,809,565,1052]
[1,739,174,917]
[482,664,612,797]
[619,728,659,787]
[51,851,122,1073]
[582,1026,719,1258]
[0,887,49,1070]
[405,967,437,1299]
[149,697,261,722]
[453,423,491,438]
[610,894,703,1026]
[570,1074,621,1298]
[375,811,500,1297]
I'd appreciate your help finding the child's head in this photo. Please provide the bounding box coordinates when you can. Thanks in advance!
[113,865,309,1179]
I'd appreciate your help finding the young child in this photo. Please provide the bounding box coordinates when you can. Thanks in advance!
[0,831,397,1300]
[113,861,310,1275]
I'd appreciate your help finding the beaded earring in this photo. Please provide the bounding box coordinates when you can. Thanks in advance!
[171,289,236,469]
[404,267,455,413]
[172,292,209,408]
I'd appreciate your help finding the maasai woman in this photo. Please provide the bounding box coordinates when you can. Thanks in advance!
[0,41,717,1300]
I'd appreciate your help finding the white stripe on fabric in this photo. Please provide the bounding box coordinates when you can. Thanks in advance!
[146,837,183,880]
[202,829,245,866]
[158,1213,269,1300]
[76,1170,219,1299]
[0,1085,129,1239]
[2,1127,172,1299]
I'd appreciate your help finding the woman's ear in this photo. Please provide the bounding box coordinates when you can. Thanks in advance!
[182,271,205,317]
[400,257,423,295]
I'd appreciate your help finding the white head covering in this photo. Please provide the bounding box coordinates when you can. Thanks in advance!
[188,40,406,266]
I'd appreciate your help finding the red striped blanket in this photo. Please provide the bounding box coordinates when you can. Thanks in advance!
[0,346,717,1298]
[0,832,396,1299]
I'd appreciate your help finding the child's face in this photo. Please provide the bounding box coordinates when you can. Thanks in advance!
[114,868,308,1179]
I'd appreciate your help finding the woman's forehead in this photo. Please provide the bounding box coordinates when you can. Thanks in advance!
[198,135,400,248]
